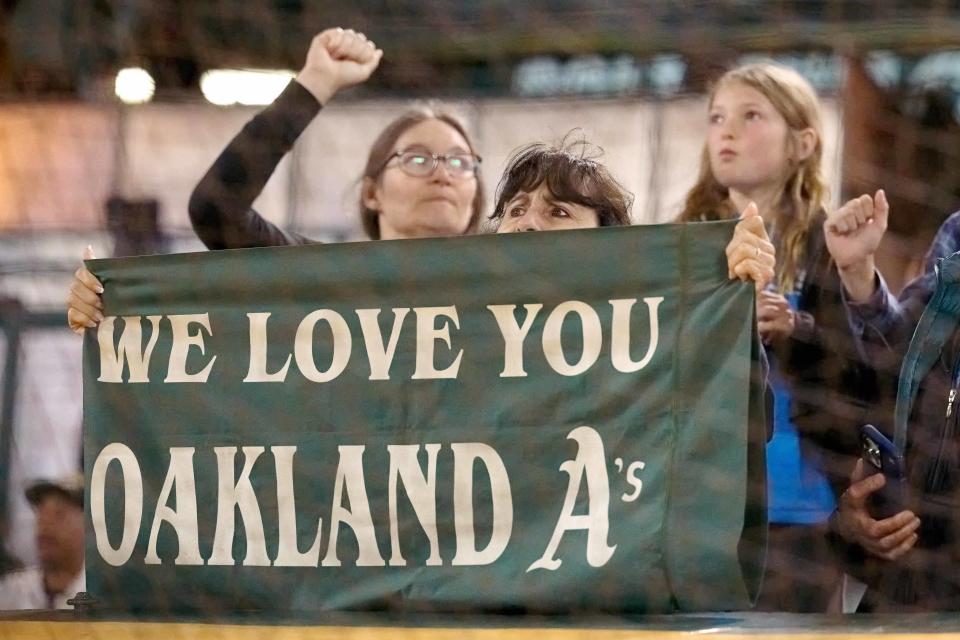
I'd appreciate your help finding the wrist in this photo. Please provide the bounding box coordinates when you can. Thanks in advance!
[295,70,336,105]
[838,257,877,304]
[833,506,855,543]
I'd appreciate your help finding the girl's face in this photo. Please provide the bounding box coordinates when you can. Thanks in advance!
[707,81,793,197]
[495,183,600,233]
[364,119,478,240]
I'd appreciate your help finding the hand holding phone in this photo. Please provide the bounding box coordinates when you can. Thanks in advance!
[860,424,906,519]
[835,458,920,560]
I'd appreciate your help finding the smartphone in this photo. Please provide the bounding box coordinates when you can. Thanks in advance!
[860,424,906,519]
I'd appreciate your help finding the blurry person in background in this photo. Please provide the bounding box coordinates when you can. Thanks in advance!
[0,542,22,578]
[0,474,85,609]
[678,61,870,611]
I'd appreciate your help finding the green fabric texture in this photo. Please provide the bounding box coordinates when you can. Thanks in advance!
[82,221,766,616]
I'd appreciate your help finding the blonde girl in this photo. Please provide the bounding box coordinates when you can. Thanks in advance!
[680,62,866,612]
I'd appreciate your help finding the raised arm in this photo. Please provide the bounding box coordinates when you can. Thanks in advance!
[823,190,914,349]
[825,191,889,303]
[188,28,382,249]
[825,193,960,353]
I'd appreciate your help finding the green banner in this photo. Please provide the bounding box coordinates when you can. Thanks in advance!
[83,221,766,616]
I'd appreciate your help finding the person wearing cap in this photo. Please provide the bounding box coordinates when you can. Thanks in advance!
[0,474,85,610]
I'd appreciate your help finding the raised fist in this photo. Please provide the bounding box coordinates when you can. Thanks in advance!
[824,189,888,302]
[824,189,888,270]
[296,28,383,105]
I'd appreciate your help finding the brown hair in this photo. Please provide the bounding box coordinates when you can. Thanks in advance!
[677,62,828,293]
[360,106,485,239]
[490,137,633,228]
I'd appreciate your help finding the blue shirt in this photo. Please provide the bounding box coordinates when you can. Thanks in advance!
[767,292,837,524]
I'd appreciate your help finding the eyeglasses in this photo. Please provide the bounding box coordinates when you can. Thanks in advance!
[384,149,481,178]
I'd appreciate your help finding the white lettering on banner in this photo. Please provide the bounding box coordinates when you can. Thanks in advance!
[528,426,617,572]
[451,443,513,566]
[387,444,442,566]
[614,457,645,502]
[412,306,463,380]
[356,308,411,380]
[609,297,663,373]
[91,443,144,566]
[208,446,270,566]
[90,437,650,570]
[486,304,543,377]
[294,310,352,383]
[97,297,663,383]
[164,314,217,383]
[244,312,292,382]
[272,446,324,567]
[489,298,664,377]
[145,447,204,566]
[97,315,162,383]
[91,441,531,569]
[542,301,603,376]
[322,445,386,567]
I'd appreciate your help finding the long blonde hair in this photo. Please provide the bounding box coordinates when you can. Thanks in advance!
[678,62,828,293]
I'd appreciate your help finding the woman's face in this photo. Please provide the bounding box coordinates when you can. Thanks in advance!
[365,119,478,240]
[707,81,793,196]
[495,183,600,233]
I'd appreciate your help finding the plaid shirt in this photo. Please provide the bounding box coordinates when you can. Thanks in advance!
[847,210,960,351]
[837,212,960,610]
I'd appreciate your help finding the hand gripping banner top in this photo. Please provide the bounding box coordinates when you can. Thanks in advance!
[82,221,767,616]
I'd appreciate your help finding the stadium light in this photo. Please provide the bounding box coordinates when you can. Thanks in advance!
[114,67,155,104]
[200,69,295,106]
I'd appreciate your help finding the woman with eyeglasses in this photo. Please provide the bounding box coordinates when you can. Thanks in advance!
[188,27,484,247]
[67,28,483,331]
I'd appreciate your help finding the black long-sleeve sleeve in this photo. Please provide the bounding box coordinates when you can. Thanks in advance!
[188,80,323,249]
[787,219,877,497]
